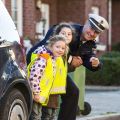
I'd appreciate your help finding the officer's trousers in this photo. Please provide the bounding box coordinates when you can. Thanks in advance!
[58,75,79,120]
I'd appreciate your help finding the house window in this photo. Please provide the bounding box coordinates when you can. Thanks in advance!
[91,6,99,15]
[91,6,99,42]
[91,6,106,51]
[11,0,23,36]
[1,0,5,3]
[36,3,49,40]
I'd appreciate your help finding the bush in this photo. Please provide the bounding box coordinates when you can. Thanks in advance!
[86,51,120,86]
[112,42,120,52]
[102,51,120,57]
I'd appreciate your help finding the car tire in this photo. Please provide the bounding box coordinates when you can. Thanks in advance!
[0,88,28,120]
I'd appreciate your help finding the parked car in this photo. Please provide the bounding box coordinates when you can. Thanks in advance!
[0,1,32,120]
[0,40,32,120]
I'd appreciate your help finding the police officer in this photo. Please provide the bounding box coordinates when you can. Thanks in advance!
[26,14,109,120]
[58,14,109,120]
[67,13,109,72]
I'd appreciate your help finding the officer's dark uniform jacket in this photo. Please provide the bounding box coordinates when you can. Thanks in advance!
[26,23,101,72]
[68,23,101,72]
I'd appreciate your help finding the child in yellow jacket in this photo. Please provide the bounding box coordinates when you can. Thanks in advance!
[28,35,68,120]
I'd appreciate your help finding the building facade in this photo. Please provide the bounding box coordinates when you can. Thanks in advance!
[2,0,120,53]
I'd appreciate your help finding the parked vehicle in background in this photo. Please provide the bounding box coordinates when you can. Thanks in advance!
[0,1,32,120]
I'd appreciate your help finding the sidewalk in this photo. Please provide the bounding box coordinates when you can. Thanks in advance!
[85,85,120,91]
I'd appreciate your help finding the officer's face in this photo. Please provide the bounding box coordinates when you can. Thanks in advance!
[59,27,73,44]
[82,22,100,41]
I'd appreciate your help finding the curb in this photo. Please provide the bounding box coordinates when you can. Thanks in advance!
[85,86,120,91]
[77,113,120,120]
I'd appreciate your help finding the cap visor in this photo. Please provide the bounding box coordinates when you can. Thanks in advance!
[89,21,101,33]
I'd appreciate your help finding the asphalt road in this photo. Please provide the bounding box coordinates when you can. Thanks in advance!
[76,86,120,119]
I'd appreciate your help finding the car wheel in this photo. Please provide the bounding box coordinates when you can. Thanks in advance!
[0,88,28,120]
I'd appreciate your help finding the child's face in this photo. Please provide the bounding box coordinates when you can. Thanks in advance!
[59,27,73,44]
[51,40,66,57]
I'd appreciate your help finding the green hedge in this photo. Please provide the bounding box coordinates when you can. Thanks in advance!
[112,42,120,52]
[86,51,120,86]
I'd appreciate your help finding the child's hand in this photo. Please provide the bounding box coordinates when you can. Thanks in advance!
[33,94,40,103]
[90,57,100,67]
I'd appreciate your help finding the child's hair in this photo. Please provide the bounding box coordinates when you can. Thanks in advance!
[46,35,69,56]
[53,22,76,43]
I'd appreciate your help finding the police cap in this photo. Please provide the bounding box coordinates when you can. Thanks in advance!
[89,14,109,33]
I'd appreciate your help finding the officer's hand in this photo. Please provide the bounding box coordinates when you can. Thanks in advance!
[90,57,100,67]
[71,56,83,67]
